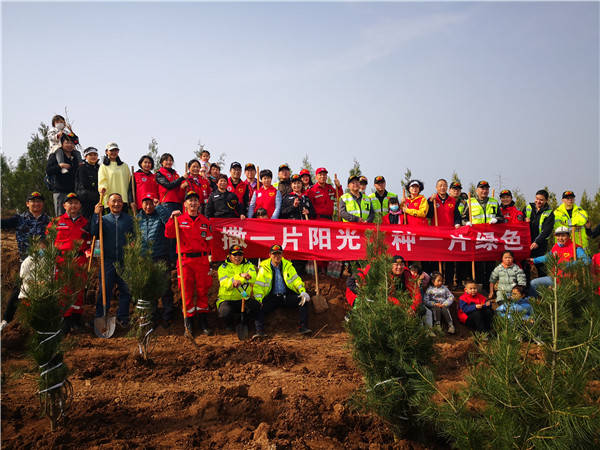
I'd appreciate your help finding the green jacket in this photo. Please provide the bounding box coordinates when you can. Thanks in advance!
[216,260,257,307]
[553,204,589,250]
[253,257,306,302]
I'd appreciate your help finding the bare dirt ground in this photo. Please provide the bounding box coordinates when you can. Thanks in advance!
[1,230,474,449]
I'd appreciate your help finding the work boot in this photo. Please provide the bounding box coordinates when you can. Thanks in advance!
[184,317,194,337]
[252,329,266,340]
[298,327,312,335]
[447,324,456,334]
[196,314,212,336]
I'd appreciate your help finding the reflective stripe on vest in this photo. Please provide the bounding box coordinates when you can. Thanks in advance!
[525,204,552,234]
[367,192,397,214]
[470,198,499,224]
[341,194,371,222]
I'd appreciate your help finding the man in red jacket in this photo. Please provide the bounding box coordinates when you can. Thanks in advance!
[165,191,213,336]
[499,190,524,224]
[306,167,343,220]
[47,193,91,332]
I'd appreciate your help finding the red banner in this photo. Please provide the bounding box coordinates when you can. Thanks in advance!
[208,219,531,262]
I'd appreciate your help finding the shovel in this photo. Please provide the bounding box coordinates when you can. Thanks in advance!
[94,193,116,338]
[235,283,250,340]
[305,213,328,313]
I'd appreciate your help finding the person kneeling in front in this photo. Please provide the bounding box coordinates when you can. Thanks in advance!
[253,244,311,338]
[217,245,260,331]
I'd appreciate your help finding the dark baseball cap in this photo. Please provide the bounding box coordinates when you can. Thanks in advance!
[270,244,283,254]
[562,190,575,198]
[359,176,368,184]
[477,180,490,188]
[290,174,302,182]
[230,161,242,169]
[229,244,244,256]
[27,191,44,201]
[347,175,360,184]
[63,192,80,202]
[374,175,385,184]
[449,182,462,189]
[244,163,255,170]
[499,189,512,197]
[278,164,290,171]
[184,191,200,201]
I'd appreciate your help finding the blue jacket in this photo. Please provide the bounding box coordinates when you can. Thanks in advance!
[1,212,51,261]
[496,298,533,320]
[137,210,167,259]
[90,212,134,262]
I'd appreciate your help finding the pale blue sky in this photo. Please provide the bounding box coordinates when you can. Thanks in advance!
[2,1,598,199]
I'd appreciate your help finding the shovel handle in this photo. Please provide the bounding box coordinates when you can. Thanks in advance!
[98,193,107,313]
[87,236,96,272]
[174,215,187,319]
[467,192,476,281]
[304,213,320,295]
[130,166,137,214]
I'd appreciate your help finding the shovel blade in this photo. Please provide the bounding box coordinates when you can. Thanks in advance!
[236,322,249,341]
[312,294,329,314]
[94,316,116,338]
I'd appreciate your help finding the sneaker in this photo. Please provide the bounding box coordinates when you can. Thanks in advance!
[252,330,267,340]
[298,327,312,335]
[61,168,69,174]
[344,313,351,323]
[447,324,456,334]
[0,320,8,332]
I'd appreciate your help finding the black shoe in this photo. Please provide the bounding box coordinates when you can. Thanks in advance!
[196,315,212,336]
[184,317,194,335]
[298,327,312,335]
[252,330,267,340]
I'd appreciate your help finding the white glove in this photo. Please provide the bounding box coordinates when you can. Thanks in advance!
[454,224,461,229]
[490,218,498,224]
[298,292,311,306]
[465,221,472,226]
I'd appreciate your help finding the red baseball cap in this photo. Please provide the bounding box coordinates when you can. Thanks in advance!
[316,167,328,175]
[299,169,310,176]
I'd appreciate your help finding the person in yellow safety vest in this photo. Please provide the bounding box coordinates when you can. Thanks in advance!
[553,190,591,252]
[368,175,398,217]
[340,175,374,223]
[465,180,504,225]
[524,189,555,278]
[359,176,368,194]
[253,244,312,338]
[216,244,260,332]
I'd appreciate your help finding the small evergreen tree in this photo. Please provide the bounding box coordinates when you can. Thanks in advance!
[116,222,169,360]
[347,228,435,438]
[147,138,160,166]
[544,186,559,210]
[300,154,315,179]
[20,230,85,430]
[403,168,412,188]
[451,171,461,185]
[512,187,527,210]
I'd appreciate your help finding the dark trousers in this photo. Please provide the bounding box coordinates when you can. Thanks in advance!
[156,202,182,264]
[256,290,308,331]
[474,261,495,293]
[153,256,174,321]
[465,308,494,332]
[218,299,261,327]
[95,259,131,322]
[3,282,21,322]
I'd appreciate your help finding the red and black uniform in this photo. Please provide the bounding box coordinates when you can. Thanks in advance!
[227,178,250,215]
[382,213,406,225]
[428,194,461,226]
[254,186,279,218]
[165,211,213,317]
[156,167,185,205]
[307,183,343,220]
[186,175,211,209]
[48,214,91,317]
[501,202,524,224]
[346,265,421,311]
[134,169,159,210]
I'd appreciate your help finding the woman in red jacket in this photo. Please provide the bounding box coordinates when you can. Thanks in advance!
[133,155,159,210]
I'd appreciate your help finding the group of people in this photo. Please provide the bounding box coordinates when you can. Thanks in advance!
[1,113,599,338]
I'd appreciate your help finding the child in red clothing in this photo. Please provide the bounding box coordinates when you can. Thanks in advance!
[382,197,405,225]
[458,281,494,332]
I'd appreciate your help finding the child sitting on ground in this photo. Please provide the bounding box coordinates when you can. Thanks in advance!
[458,280,494,333]
[47,114,82,174]
[409,263,431,295]
[495,285,533,321]
[423,272,456,334]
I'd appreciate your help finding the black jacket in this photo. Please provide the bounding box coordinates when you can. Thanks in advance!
[525,203,555,256]
[75,162,100,218]
[280,192,316,220]
[205,190,242,218]
[46,151,78,193]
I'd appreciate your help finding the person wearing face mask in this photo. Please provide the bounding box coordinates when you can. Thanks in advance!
[47,114,82,174]
[75,147,101,219]
[382,197,405,224]
[553,190,591,253]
